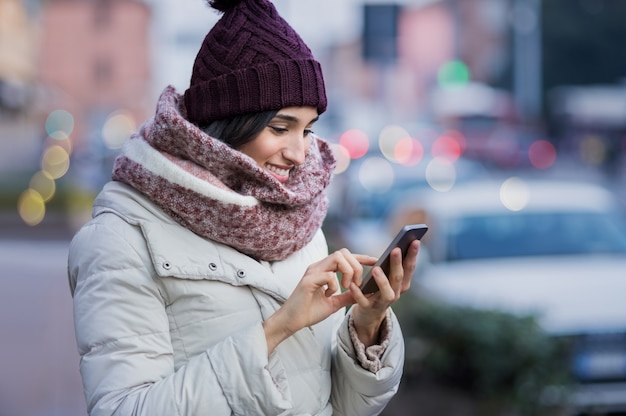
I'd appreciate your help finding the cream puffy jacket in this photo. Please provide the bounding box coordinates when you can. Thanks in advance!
[68,182,405,416]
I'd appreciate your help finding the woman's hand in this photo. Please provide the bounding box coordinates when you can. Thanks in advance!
[263,249,375,354]
[349,240,420,347]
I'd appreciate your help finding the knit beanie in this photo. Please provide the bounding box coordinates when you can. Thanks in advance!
[184,0,327,125]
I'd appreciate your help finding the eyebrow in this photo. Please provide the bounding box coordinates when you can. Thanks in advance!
[273,113,319,125]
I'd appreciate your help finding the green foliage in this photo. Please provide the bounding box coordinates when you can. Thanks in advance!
[394,292,573,413]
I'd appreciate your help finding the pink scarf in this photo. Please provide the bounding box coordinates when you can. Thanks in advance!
[112,86,336,261]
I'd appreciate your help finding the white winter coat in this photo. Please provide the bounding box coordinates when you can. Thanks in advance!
[68,181,405,416]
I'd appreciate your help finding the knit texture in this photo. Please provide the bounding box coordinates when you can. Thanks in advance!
[112,86,336,261]
[184,0,327,125]
[348,309,393,373]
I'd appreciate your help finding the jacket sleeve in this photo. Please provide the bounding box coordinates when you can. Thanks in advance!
[68,217,292,416]
[329,308,405,416]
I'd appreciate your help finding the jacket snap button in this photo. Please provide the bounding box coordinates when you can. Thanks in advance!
[236,269,246,278]
[163,262,172,270]
[208,262,217,271]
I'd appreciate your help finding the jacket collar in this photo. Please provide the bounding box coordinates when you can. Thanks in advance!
[92,181,323,302]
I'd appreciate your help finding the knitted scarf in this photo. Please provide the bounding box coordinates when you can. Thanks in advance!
[112,86,336,261]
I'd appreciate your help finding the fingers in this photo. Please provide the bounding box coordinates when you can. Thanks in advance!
[400,240,420,293]
[353,254,378,267]
[356,240,421,300]
[309,249,367,290]
[346,241,422,338]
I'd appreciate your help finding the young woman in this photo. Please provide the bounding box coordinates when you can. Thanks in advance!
[68,0,420,415]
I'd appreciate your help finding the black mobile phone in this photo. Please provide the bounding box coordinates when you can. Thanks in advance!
[359,224,428,294]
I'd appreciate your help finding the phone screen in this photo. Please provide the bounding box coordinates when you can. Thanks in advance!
[359,224,428,294]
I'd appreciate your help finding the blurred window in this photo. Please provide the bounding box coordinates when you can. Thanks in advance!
[94,0,112,29]
[446,211,626,260]
[94,58,113,85]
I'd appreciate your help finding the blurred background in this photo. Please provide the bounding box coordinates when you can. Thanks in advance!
[2,0,626,415]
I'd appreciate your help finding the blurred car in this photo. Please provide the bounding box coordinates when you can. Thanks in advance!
[397,178,626,412]
[429,82,540,168]
[327,155,489,257]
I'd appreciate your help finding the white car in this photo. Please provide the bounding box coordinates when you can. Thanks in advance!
[399,178,626,411]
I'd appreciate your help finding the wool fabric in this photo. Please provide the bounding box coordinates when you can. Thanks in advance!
[184,0,327,125]
[112,86,336,261]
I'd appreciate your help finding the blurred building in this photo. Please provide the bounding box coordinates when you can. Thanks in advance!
[0,0,37,113]
[38,0,151,144]
[317,0,512,138]
[37,0,152,190]
[0,0,40,179]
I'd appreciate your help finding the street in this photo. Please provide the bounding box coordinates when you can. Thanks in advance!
[0,233,86,416]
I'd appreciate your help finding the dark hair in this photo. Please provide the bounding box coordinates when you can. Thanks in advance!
[200,110,278,149]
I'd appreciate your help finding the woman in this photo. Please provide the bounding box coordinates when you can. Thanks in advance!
[68,0,420,415]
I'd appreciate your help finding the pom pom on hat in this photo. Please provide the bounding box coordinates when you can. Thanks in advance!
[207,0,241,13]
[185,0,327,125]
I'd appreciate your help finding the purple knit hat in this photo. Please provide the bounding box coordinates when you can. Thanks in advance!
[184,0,328,125]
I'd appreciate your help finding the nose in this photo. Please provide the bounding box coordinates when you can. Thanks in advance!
[283,133,308,166]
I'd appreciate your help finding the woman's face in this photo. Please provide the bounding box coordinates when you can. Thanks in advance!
[238,106,318,183]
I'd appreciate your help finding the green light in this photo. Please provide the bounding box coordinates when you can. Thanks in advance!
[45,109,75,139]
[438,60,470,87]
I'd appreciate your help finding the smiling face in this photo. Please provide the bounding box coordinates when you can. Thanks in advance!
[237,106,319,183]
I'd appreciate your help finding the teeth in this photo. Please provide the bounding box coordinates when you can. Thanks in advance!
[266,164,289,177]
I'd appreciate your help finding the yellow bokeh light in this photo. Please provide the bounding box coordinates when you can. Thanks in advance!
[579,135,605,165]
[379,125,410,163]
[41,145,70,179]
[18,189,46,226]
[500,177,529,211]
[29,171,56,202]
[45,133,73,155]
[102,111,136,149]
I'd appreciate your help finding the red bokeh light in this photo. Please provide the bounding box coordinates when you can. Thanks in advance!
[444,130,466,153]
[528,140,557,169]
[432,134,462,162]
[339,129,369,159]
[394,137,424,166]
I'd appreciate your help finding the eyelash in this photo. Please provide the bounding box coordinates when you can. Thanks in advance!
[269,126,314,136]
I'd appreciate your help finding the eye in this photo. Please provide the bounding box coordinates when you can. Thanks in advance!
[304,129,314,137]
[269,126,288,134]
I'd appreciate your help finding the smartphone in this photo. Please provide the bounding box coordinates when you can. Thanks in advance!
[359,224,428,294]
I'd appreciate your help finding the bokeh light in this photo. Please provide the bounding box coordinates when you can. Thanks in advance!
[394,137,424,166]
[500,177,529,211]
[102,110,136,149]
[445,130,466,152]
[18,189,46,226]
[528,140,557,169]
[41,145,70,179]
[29,171,56,202]
[425,157,457,192]
[437,60,470,87]
[331,143,351,174]
[432,133,463,162]
[379,124,410,163]
[358,157,394,193]
[579,135,606,165]
[44,134,73,155]
[45,109,74,140]
[339,129,369,159]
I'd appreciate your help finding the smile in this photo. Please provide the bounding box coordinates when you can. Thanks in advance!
[265,163,290,178]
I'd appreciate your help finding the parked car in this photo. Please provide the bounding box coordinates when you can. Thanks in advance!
[395,178,626,412]
[327,155,489,256]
